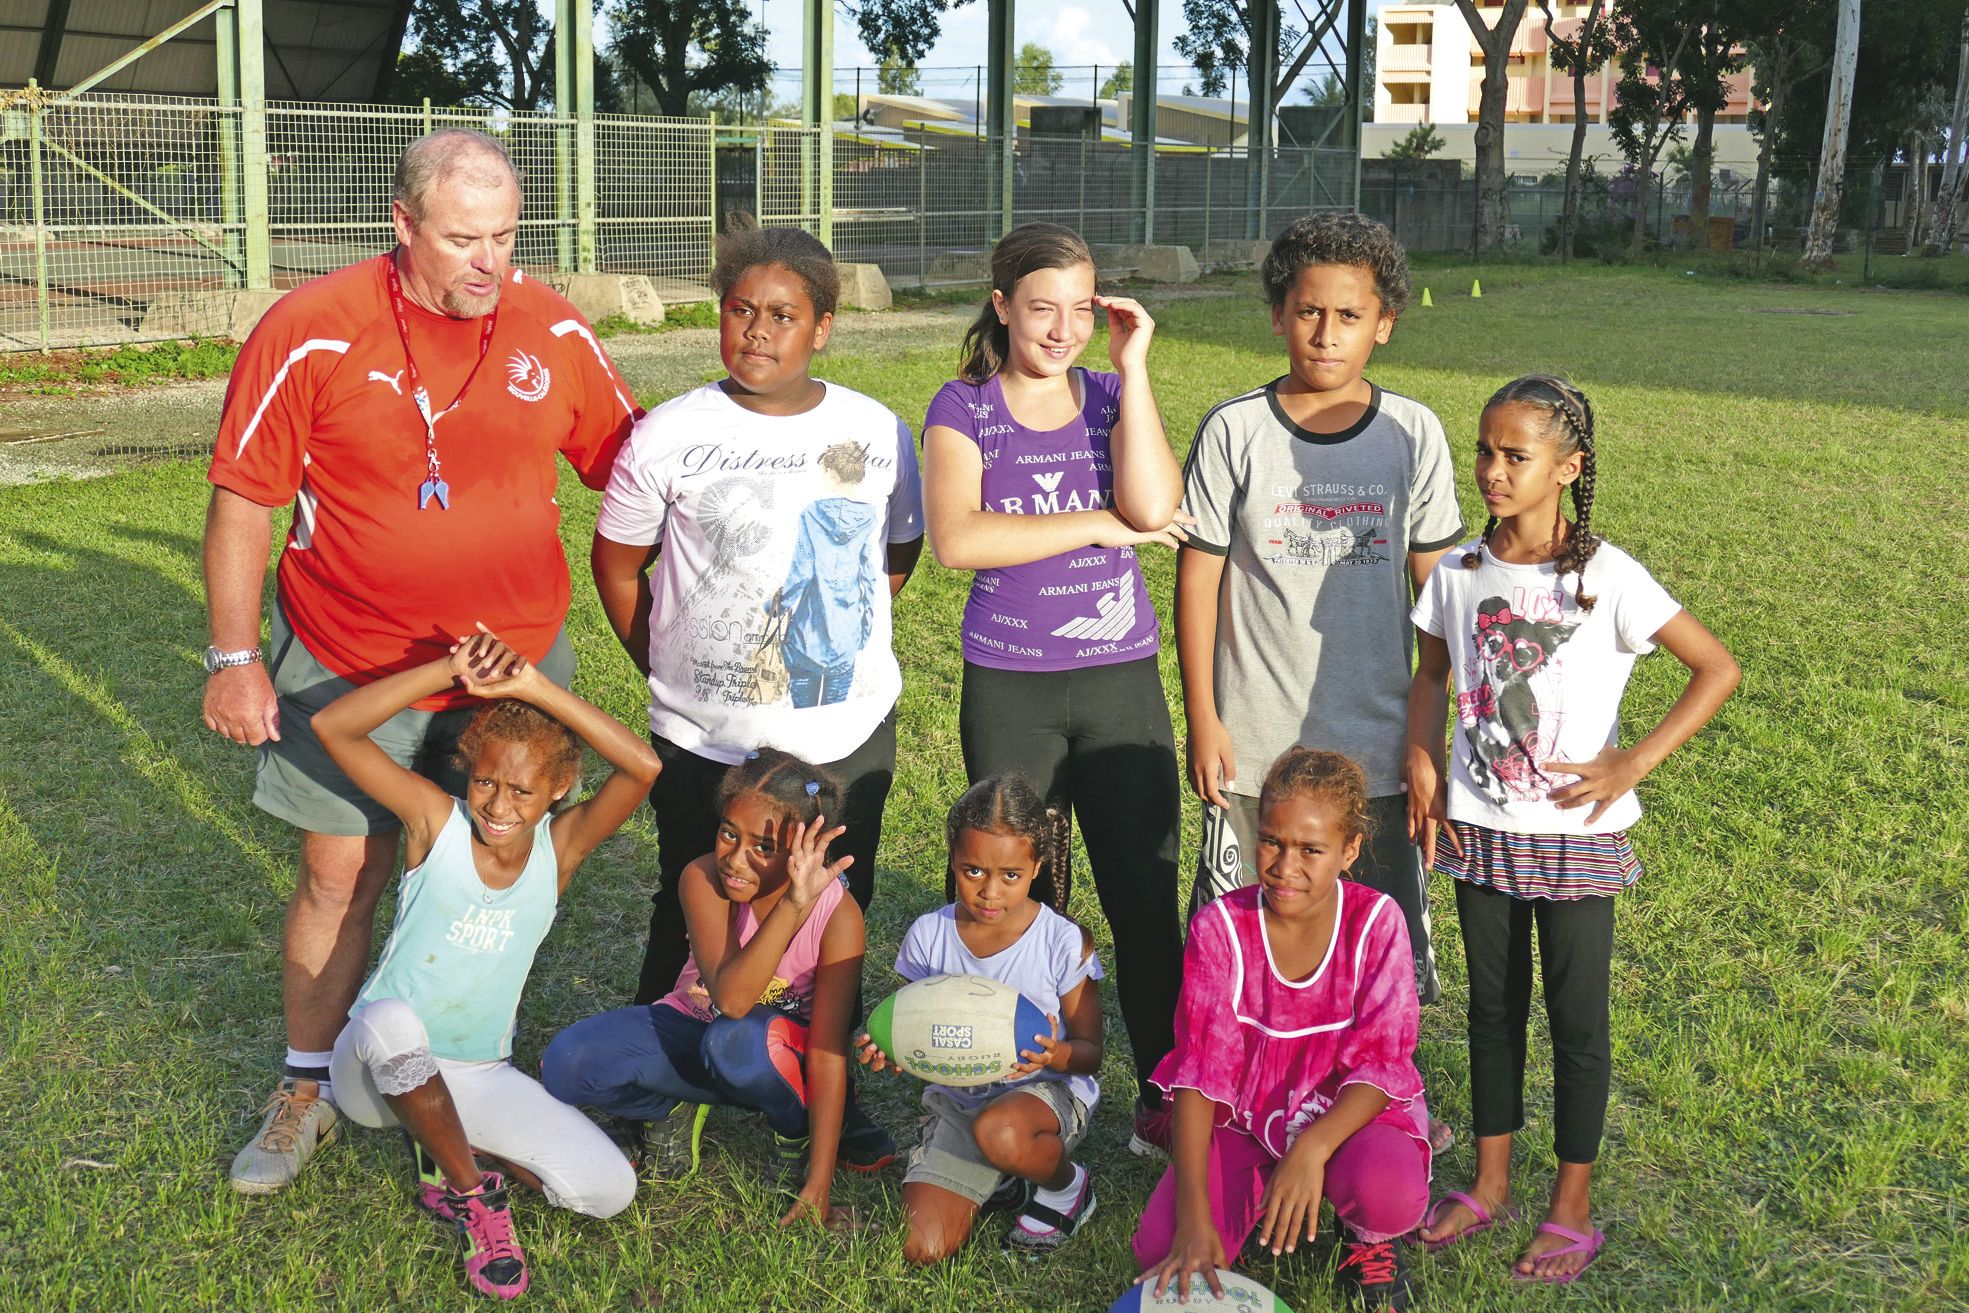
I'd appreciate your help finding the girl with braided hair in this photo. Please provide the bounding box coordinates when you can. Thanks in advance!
[1404,376,1740,1283]
[857,773,1107,1260]
[542,748,884,1231]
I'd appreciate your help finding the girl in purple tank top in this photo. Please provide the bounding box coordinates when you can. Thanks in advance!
[921,222,1188,1155]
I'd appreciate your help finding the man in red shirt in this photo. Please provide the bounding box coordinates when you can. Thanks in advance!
[202,128,639,1193]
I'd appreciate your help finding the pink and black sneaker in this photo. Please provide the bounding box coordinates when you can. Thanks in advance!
[447,1172,529,1300]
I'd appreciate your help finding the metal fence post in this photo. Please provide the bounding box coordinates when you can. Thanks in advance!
[422,96,433,135]
[1204,149,1213,248]
[28,82,49,351]
[1078,134,1087,237]
[707,113,718,275]
[237,0,271,289]
[570,0,597,272]
[554,0,574,271]
[215,20,242,279]
[917,140,928,288]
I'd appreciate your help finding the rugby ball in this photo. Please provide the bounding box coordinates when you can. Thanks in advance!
[1107,1270,1294,1312]
[865,974,1050,1088]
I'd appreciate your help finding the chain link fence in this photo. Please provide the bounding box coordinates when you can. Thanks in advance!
[4,85,1949,353]
[2,89,1362,352]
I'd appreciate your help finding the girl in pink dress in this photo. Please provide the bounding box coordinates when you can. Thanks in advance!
[1134,749,1431,1311]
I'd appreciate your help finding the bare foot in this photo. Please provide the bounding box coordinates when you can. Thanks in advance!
[1515,1208,1599,1281]
[1417,1185,1510,1246]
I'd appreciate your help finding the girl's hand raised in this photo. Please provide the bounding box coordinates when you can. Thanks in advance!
[446,625,540,699]
[782,813,852,912]
[1097,295,1154,374]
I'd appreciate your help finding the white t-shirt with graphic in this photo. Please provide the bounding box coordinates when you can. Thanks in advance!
[595,381,925,765]
[1411,539,1682,835]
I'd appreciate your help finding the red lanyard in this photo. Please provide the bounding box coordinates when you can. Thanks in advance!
[384,254,499,509]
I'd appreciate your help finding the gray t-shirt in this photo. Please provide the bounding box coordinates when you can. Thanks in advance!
[1183,380,1464,797]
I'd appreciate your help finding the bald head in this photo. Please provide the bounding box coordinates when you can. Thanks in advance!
[392,128,520,223]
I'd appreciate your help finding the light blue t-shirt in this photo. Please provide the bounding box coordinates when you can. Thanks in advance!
[355,799,558,1061]
[895,903,1104,1113]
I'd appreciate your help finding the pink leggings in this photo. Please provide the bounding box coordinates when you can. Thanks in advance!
[1133,1120,1429,1266]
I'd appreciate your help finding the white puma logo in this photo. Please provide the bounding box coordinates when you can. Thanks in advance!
[1033,471,1064,492]
[367,369,404,395]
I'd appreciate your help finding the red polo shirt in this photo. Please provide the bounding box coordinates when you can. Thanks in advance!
[209,255,638,708]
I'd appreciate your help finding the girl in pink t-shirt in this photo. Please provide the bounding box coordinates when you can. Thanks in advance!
[1134,749,1431,1310]
[542,748,877,1229]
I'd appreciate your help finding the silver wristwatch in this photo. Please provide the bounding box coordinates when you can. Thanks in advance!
[203,645,263,674]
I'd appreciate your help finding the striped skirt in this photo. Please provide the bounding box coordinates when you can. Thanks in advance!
[1434,821,1642,900]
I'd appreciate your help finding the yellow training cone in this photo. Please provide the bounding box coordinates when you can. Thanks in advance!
[1471,278,1483,298]
[1421,287,1434,307]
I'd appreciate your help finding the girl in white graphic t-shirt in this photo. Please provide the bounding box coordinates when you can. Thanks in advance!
[1404,375,1739,1284]
[587,222,923,1182]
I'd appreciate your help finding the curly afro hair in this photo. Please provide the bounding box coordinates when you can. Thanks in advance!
[1260,211,1412,317]
[711,211,841,320]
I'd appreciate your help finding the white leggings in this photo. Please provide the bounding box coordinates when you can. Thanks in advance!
[330,998,636,1219]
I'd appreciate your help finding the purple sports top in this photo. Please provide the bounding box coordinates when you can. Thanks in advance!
[926,369,1160,672]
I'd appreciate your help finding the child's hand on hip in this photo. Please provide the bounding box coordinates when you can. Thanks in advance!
[1541,746,1644,826]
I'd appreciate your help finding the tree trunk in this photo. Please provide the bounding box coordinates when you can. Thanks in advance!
[1561,60,1589,262]
[1802,0,1863,269]
[1752,53,1788,254]
[1924,6,1969,255]
[1455,0,1530,253]
[1906,133,1925,253]
[1631,140,1656,254]
[1688,106,1717,246]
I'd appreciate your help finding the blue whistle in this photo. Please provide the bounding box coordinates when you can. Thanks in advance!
[418,478,451,510]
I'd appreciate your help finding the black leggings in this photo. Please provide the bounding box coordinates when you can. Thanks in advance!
[959,658,1184,1102]
[1454,879,1615,1164]
[632,714,896,1005]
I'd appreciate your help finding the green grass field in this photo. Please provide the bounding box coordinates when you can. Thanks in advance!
[2,263,1965,1311]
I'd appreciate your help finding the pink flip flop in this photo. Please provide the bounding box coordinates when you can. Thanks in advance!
[1419,1191,1519,1252]
[1510,1221,1605,1284]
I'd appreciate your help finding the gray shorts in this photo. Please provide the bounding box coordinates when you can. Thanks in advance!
[252,601,575,837]
[1203,791,1441,1006]
[903,1082,1091,1206]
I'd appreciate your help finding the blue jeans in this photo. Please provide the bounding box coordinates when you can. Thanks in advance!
[541,1004,811,1137]
[784,650,857,708]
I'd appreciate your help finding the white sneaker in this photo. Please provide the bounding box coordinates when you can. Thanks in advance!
[229,1077,339,1194]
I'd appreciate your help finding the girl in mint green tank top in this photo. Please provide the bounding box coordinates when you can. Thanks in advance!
[314,628,660,1301]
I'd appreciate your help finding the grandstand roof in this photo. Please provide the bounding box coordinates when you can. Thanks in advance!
[2,0,412,100]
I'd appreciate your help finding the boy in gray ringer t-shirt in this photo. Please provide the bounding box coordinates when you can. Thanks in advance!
[1175,213,1463,1003]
